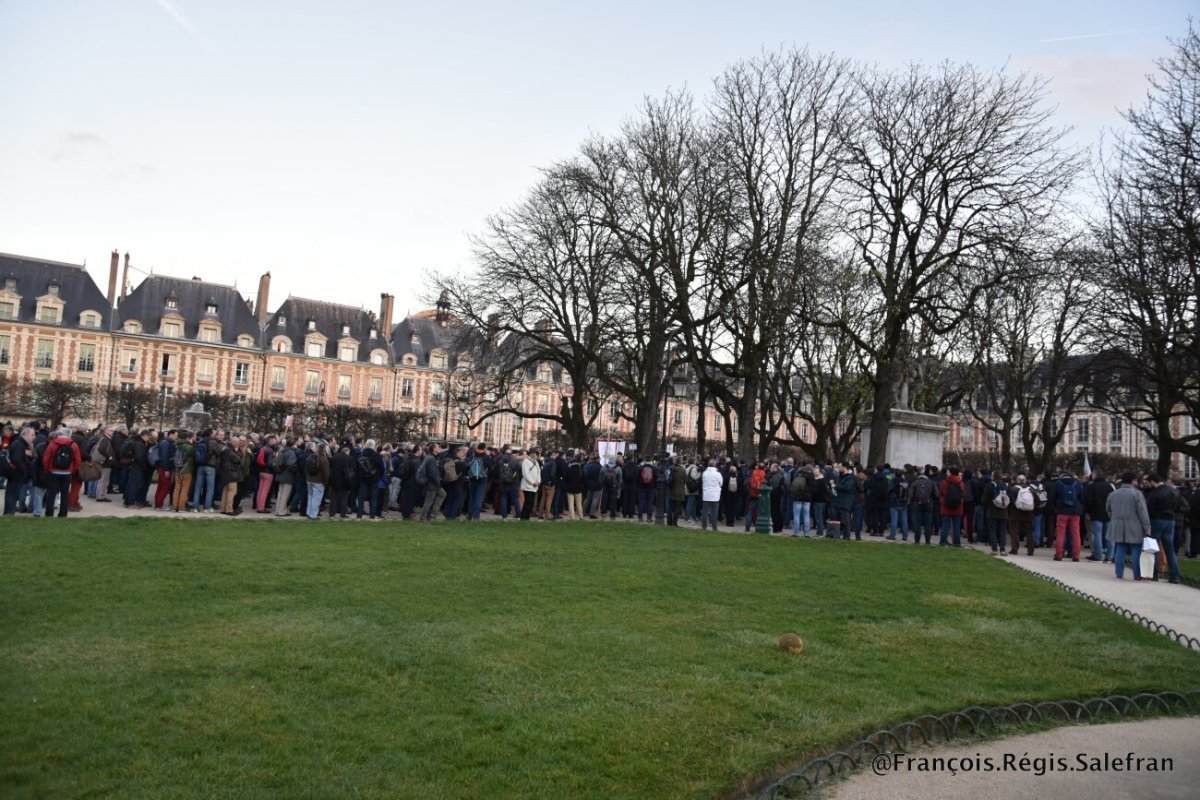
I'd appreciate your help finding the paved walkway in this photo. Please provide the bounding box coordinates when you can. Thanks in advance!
[821,716,1200,800]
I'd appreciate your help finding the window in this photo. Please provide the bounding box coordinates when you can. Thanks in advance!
[337,374,352,398]
[369,328,377,340]
[234,362,250,386]
[273,336,292,353]
[456,417,468,439]
[307,341,324,358]
[197,357,215,382]
[586,399,598,417]
[121,349,138,373]
[371,350,387,366]
[80,312,100,328]
[341,324,350,336]
[511,421,522,445]
[160,353,177,377]
[305,370,320,394]
[47,283,60,297]
[123,320,142,333]
[431,352,447,369]
[369,377,383,400]
[401,378,414,398]
[802,422,811,439]
[38,305,60,324]
[339,345,355,362]
[714,416,721,432]
[1077,418,1090,444]
[307,320,316,331]
[277,315,286,327]
[1111,417,1123,443]
[673,408,683,427]
[166,297,178,309]
[121,382,135,392]
[1048,417,1058,438]
[205,303,218,315]
[237,335,254,348]
[199,327,219,343]
[270,365,286,390]
[609,401,621,421]
[4,277,16,290]
[0,334,10,365]
[76,345,96,371]
[431,381,445,401]
[162,322,182,338]
[35,339,54,369]
[483,422,493,442]
[1187,458,1198,481]
[0,301,14,320]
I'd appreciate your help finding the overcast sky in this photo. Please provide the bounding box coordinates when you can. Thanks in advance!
[0,1,1192,314]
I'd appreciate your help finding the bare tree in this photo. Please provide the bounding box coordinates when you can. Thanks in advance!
[830,61,1080,463]
[30,379,92,427]
[1091,22,1200,475]
[431,170,617,446]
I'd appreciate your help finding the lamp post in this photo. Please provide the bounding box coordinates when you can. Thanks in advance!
[158,374,167,428]
[655,378,674,525]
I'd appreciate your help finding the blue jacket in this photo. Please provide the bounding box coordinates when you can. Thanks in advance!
[1052,477,1081,514]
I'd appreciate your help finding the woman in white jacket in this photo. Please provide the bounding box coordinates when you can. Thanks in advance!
[519,449,542,521]
[701,459,724,531]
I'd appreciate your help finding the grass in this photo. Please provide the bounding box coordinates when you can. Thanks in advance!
[1176,556,1200,582]
[3,518,1200,800]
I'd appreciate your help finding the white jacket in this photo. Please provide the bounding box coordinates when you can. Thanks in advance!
[702,466,724,502]
[520,457,541,493]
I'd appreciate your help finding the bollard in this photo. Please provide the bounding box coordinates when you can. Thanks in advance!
[756,484,772,533]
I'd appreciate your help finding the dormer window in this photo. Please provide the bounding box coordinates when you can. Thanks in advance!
[341,324,350,336]
[277,316,286,327]
[339,345,356,362]
[205,303,218,315]
[307,320,316,331]
[4,278,16,291]
[166,297,179,310]
[410,333,421,345]
[80,311,101,328]
[162,321,183,338]
[47,283,60,297]
[369,328,377,339]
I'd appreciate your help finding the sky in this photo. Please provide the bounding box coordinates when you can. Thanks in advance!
[0,0,1193,315]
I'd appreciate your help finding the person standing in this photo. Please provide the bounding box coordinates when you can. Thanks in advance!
[832,462,859,540]
[154,429,178,510]
[938,467,967,547]
[172,432,195,512]
[700,458,723,531]
[1084,470,1115,562]
[982,473,1010,555]
[218,433,244,515]
[1007,475,1037,556]
[1146,474,1181,583]
[41,428,81,517]
[419,443,447,522]
[466,443,491,521]
[563,453,584,521]
[909,468,938,545]
[124,430,152,509]
[583,454,604,519]
[304,443,330,520]
[1107,472,1152,580]
[254,435,278,513]
[1052,471,1083,561]
[519,448,541,521]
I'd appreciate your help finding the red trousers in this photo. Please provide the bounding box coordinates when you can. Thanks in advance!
[154,467,174,509]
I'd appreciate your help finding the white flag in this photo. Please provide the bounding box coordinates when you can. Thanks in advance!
[283,414,294,430]
[1082,450,1092,477]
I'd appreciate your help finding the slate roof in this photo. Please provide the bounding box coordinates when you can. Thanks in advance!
[117,274,260,344]
[266,296,388,362]
[0,252,113,330]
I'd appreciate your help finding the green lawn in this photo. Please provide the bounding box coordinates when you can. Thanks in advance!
[3,519,1200,800]
[1177,556,1200,582]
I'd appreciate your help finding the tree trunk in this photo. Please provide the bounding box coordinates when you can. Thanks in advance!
[866,360,897,467]
[737,378,758,464]
[696,384,707,457]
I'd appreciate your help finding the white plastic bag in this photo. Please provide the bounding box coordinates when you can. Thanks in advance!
[1142,536,1160,554]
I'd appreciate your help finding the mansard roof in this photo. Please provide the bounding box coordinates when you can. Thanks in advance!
[0,252,112,330]
[117,274,260,344]
[267,296,388,362]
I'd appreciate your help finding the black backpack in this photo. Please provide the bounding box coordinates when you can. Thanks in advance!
[51,442,74,471]
[119,439,135,466]
[343,454,358,484]
[0,446,12,478]
[305,453,321,477]
[685,469,700,494]
[501,459,520,484]
[913,475,933,505]
[788,472,807,500]
[943,480,963,511]
[357,454,378,482]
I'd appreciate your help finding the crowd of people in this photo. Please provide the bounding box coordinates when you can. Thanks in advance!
[2,420,1196,583]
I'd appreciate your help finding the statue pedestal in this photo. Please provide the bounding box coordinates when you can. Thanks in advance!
[860,409,947,468]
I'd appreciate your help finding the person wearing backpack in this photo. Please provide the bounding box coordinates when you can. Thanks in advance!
[251,435,277,513]
[123,430,153,509]
[635,456,657,523]
[354,439,385,521]
[304,442,330,520]
[788,464,812,537]
[171,431,195,512]
[602,456,623,521]
[153,429,178,510]
[495,448,520,520]
[464,443,491,521]
[908,468,938,544]
[270,438,297,516]
[217,432,245,515]
[418,442,447,522]
[326,442,356,521]
[40,428,81,518]
[982,473,1011,555]
[1146,474,1181,583]
[1007,474,1036,555]
[621,456,640,519]
[190,430,220,513]
[886,470,910,541]
[518,448,541,521]
[938,467,967,547]
[1052,471,1083,561]
[583,454,604,519]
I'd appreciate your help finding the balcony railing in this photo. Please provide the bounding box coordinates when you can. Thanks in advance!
[337,389,352,398]
[305,384,319,394]
[120,363,137,374]
[369,391,383,401]
[35,356,54,369]
[270,381,286,391]
[78,358,96,372]
[160,369,176,380]
[197,373,215,383]
[233,377,249,387]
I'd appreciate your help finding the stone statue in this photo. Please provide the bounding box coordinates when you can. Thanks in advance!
[180,402,212,432]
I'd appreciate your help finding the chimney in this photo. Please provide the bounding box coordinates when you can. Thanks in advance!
[255,272,271,325]
[486,313,500,347]
[120,252,130,302]
[107,250,119,308]
[379,293,394,341]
